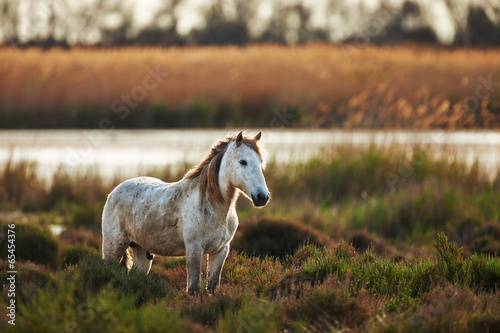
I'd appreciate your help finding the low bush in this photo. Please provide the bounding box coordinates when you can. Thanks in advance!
[385,285,500,333]
[223,252,290,295]
[297,241,356,283]
[1,232,498,332]
[464,254,500,292]
[180,287,245,328]
[149,265,187,290]
[469,222,500,255]
[232,217,330,259]
[63,254,171,306]
[70,203,102,230]
[216,294,282,333]
[59,227,102,250]
[0,260,57,304]
[349,228,393,256]
[283,278,366,331]
[64,245,98,266]
[16,283,201,333]
[0,223,59,268]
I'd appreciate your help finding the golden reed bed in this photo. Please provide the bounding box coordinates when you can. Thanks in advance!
[0,44,499,129]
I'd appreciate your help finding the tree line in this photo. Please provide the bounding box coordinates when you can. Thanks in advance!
[0,0,499,48]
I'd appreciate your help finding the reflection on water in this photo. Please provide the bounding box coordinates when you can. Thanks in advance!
[0,129,499,180]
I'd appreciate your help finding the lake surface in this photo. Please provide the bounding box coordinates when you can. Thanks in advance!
[0,129,499,180]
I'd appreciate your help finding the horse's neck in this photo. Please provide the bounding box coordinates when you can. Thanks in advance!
[217,173,239,216]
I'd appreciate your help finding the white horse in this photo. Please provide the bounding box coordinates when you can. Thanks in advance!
[101,131,270,295]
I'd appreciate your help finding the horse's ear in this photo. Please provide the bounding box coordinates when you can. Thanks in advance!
[255,132,262,141]
[235,131,243,147]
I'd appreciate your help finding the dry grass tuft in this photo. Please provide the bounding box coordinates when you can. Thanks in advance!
[1,45,499,129]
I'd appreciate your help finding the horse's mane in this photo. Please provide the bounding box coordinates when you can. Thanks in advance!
[186,133,263,205]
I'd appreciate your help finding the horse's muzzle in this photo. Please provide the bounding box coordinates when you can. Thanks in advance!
[251,191,270,207]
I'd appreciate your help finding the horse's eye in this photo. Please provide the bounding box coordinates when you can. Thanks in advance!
[239,160,247,166]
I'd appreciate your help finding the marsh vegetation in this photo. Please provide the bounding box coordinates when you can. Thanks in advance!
[1,144,499,331]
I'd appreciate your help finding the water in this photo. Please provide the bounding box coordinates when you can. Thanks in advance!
[1,129,499,180]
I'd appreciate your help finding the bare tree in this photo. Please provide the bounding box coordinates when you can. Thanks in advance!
[0,0,21,45]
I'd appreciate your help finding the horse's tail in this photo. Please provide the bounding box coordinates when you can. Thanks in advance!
[121,247,133,270]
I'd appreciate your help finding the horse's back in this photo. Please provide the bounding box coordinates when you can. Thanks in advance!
[102,176,188,256]
[104,176,162,208]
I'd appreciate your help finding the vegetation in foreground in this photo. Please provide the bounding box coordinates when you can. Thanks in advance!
[0,234,499,332]
[0,145,499,331]
[1,45,500,129]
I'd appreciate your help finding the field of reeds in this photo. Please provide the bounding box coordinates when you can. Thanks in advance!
[1,144,499,331]
[1,45,500,129]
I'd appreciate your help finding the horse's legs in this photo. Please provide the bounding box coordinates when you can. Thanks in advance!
[102,231,129,266]
[207,244,229,293]
[186,243,203,296]
[130,243,154,274]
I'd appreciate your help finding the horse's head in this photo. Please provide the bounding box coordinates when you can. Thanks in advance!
[224,131,270,207]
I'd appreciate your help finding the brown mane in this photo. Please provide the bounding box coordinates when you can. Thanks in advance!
[186,133,263,205]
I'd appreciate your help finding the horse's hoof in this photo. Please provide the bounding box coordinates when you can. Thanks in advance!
[187,288,199,297]
[207,285,218,295]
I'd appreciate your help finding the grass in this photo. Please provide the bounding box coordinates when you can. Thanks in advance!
[2,234,499,332]
[0,144,499,331]
[1,144,499,251]
[0,45,500,129]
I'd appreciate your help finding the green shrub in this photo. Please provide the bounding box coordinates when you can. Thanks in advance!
[469,222,500,255]
[232,218,329,259]
[180,289,245,328]
[224,253,289,295]
[59,227,102,249]
[393,285,500,333]
[466,254,500,292]
[64,245,97,266]
[217,295,281,333]
[0,223,59,268]
[17,283,198,333]
[349,229,392,256]
[297,241,356,282]
[470,235,500,256]
[284,278,365,331]
[64,254,170,306]
[149,265,187,289]
[351,255,407,296]
[71,204,102,230]
[0,260,57,305]
[434,232,465,283]
[384,287,418,313]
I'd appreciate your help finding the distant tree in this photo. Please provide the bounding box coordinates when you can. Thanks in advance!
[445,1,500,47]
[2,0,500,48]
[369,0,437,44]
[258,2,287,44]
[455,6,500,46]
[0,0,134,48]
[188,0,256,46]
[0,0,21,45]
[127,0,184,46]
[259,3,328,44]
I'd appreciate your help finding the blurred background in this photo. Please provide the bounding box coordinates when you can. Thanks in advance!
[1,1,500,331]
[0,0,499,177]
[0,0,499,250]
[0,0,500,254]
[1,0,499,47]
